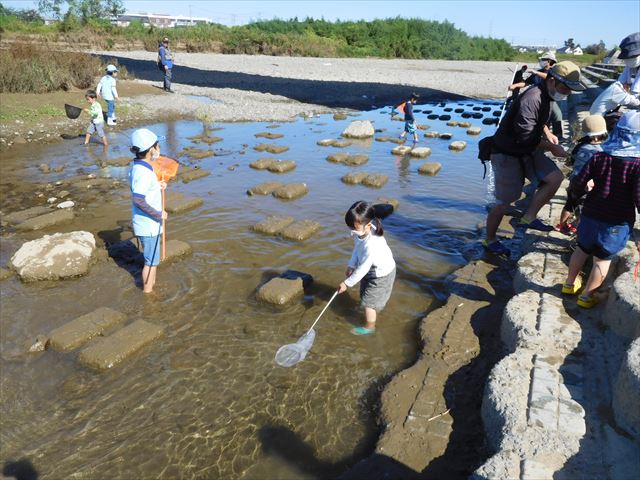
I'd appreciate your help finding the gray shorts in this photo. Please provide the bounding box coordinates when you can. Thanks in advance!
[491,150,559,204]
[360,267,396,311]
[87,121,106,138]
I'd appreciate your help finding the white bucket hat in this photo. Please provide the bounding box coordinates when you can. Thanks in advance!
[131,129,158,152]
[106,64,118,73]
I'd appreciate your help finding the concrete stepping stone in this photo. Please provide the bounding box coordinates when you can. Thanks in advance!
[317,138,337,146]
[39,163,50,173]
[330,139,353,148]
[392,145,412,156]
[467,127,482,135]
[333,112,348,120]
[418,162,442,175]
[104,156,132,167]
[180,147,214,159]
[164,239,192,262]
[15,209,74,231]
[250,158,276,170]
[439,133,453,140]
[376,136,405,144]
[272,183,308,200]
[342,120,374,139]
[449,141,467,151]
[424,131,439,138]
[71,177,120,190]
[341,172,369,185]
[457,121,472,128]
[188,134,223,145]
[266,124,281,129]
[78,319,164,370]
[417,124,431,130]
[327,153,349,163]
[410,147,432,158]
[164,191,204,214]
[179,167,210,183]
[267,160,296,173]
[49,307,127,352]
[327,153,369,166]
[247,181,284,196]
[4,206,51,225]
[362,174,388,188]
[254,143,289,154]
[279,270,313,288]
[256,277,304,305]
[0,268,14,281]
[427,114,439,120]
[10,231,95,281]
[255,132,284,139]
[252,215,294,235]
[280,220,322,241]
[446,120,459,127]
[438,115,451,121]
[376,197,400,211]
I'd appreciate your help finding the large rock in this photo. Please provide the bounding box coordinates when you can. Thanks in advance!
[342,120,375,139]
[10,231,96,281]
[256,277,304,305]
[49,307,127,352]
[247,181,284,196]
[164,239,192,262]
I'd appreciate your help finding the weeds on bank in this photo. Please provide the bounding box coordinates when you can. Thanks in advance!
[0,104,65,122]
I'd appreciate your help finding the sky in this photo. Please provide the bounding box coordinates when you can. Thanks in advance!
[3,0,638,48]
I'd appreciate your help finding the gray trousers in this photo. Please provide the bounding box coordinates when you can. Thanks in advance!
[163,68,172,91]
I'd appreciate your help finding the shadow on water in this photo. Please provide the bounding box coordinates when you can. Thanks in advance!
[3,459,39,480]
[97,55,467,110]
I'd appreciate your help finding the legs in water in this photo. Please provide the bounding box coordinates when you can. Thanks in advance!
[142,265,158,293]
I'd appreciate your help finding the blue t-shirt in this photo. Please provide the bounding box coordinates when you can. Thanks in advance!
[571,143,603,179]
[129,160,163,236]
[98,75,117,101]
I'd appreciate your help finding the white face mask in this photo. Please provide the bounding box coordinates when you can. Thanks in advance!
[549,80,569,101]
[150,146,160,161]
[539,60,548,69]
[624,56,640,68]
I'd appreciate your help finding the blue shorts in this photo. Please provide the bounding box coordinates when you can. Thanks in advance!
[577,215,631,260]
[404,121,417,134]
[139,235,161,266]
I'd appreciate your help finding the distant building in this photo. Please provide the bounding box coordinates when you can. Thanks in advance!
[114,12,212,28]
[510,44,557,54]
[572,47,583,56]
[556,46,584,56]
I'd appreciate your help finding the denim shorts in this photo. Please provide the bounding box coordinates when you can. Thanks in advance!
[577,215,631,260]
[139,235,161,266]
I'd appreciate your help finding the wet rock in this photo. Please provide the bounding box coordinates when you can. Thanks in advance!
[164,239,192,262]
[58,190,70,199]
[105,156,132,167]
[317,138,337,146]
[375,128,387,133]
[345,154,368,166]
[39,163,51,173]
[47,197,57,204]
[0,268,14,281]
[410,147,432,158]
[376,197,400,211]
[272,183,308,200]
[53,165,65,173]
[342,120,375,139]
[333,112,348,120]
[472,112,483,119]
[418,162,442,175]
[247,182,284,196]
[438,115,451,121]
[4,206,51,225]
[417,124,431,130]
[180,147,214,160]
[57,200,75,209]
[454,108,465,113]
[252,215,295,235]
[10,231,96,281]
[267,160,297,173]
[165,191,204,214]
[449,141,467,151]
[331,139,353,148]
[266,124,281,129]
[391,145,412,156]
[28,334,49,353]
[72,177,119,190]
[341,172,369,185]
[424,131,439,138]
[254,143,289,154]
[14,136,27,144]
[443,107,453,112]
[279,270,313,288]
[78,319,164,370]
[256,277,304,305]
[483,117,498,125]
[250,157,276,170]
[446,121,459,127]
[439,133,453,140]
[362,174,389,188]
[467,127,482,135]
[613,338,640,438]
[255,132,284,139]
[280,220,322,241]
[461,112,472,119]
[482,106,492,112]
[49,307,127,352]
[15,209,74,231]
[427,114,439,120]
[373,203,395,219]
[180,167,210,183]
[458,121,472,128]
[188,134,223,145]
[327,153,350,163]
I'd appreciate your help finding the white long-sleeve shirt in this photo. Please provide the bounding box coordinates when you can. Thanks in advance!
[345,233,395,287]
[590,81,640,115]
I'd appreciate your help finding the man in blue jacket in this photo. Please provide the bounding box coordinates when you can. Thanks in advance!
[158,37,174,93]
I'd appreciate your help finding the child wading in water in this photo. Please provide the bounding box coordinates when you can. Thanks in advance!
[555,115,608,235]
[338,201,396,335]
[84,90,108,146]
[399,92,419,146]
[129,128,167,293]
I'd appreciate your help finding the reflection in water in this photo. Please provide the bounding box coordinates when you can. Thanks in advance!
[0,101,498,478]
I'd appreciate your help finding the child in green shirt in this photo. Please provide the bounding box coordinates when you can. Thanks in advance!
[84,90,107,146]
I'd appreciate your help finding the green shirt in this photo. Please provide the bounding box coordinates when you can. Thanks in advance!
[89,102,103,124]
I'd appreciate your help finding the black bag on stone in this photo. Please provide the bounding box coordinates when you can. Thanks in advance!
[478,136,494,179]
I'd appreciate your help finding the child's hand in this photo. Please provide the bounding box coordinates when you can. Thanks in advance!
[159,180,167,189]
[586,179,595,192]
[345,266,354,277]
[161,210,168,220]
[338,282,348,294]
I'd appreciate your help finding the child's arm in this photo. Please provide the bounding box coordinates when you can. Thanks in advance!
[344,251,374,288]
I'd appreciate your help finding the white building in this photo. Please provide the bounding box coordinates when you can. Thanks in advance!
[114,12,212,28]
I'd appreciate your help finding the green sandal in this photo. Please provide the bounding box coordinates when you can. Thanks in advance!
[351,326,375,336]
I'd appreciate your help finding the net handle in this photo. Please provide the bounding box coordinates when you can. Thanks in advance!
[307,290,339,332]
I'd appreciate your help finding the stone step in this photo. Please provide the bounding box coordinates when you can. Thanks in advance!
[48,307,126,352]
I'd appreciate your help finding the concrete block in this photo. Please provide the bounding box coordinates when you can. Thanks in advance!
[341,172,369,184]
[250,157,276,170]
[15,210,74,231]
[49,307,126,352]
[163,240,192,262]
[256,277,303,305]
[252,215,294,235]
[247,181,284,195]
[409,147,432,158]
[604,271,640,340]
[272,183,308,200]
[280,220,322,241]
[558,412,586,436]
[267,160,296,173]
[528,406,558,430]
[449,141,467,151]
[613,338,640,439]
[164,191,203,214]
[391,145,412,156]
[79,320,164,370]
[179,168,210,183]
[255,131,283,139]
[362,174,388,188]
[418,162,442,175]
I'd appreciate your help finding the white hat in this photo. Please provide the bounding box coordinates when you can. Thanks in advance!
[581,115,607,137]
[539,51,557,62]
[106,64,118,73]
[617,110,640,132]
[131,129,158,152]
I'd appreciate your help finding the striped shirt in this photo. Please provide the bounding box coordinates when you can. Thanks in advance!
[571,152,640,226]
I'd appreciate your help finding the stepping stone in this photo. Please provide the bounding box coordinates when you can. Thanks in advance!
[342,120,375,139]
[180,168,210,183]
[482,106,492,112]
[279,270,313,288]
[449,141,467,151]
[439,115,451,121]
[252,215,294,235]
[375,136,405,144]
[105,156,132,167]
[461,112,472,118]
[78,319,164,370]
[418,162,442,175]
[443,108,453,112]
[266,124,281,129]
[345,154,368,166]
[280,220,322,241]
[272,183,308,200]
[467,127,482,135]
[164,239,192,262]
[254,144,289,154]
[424,131,439,138]
[483,117,498,125]
[472,106,482,111]
[327,153,350,163]
[446,121,459,127]
[317,139,337,146]
[4,206,51,225]
[39,164,50,173]
[457,121,472,128]
[333,113,348,120]
[439,133,453,140]
[0,268,14,281]
[256,277,304,305]
[250,158,276,170]
[164,191,204,214]
[410,147,432,158]
[362,174,388,188]
[181,147,214,159]
[493,110,502,117]
[427,114,439,120]
[49,307,127,352]
[247,181,284,196]
[376,197,400,211]
[331,139,353,148]
[255,132,284,139]
[472,113,483,119]
[267,160,296,173]
[341,172,369,185]
[15,210,74,231]
[188,135,223,145]
[454,108,464,113]
[392,145,412,155]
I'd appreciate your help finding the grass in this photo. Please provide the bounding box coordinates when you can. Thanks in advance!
[0,104,65,122]
[512,52,604,67]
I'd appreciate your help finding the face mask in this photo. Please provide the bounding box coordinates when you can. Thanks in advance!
[151,147,160,161]
[539,60,548,69]
[549,81,569,101]
[624,56,640,68]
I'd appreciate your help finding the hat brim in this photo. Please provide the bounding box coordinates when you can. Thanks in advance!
[548,69,587,91]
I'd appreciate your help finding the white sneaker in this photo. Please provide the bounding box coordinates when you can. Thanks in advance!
[107,119,116,126]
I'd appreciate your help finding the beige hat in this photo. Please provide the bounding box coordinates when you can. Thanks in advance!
[582,115,607,137]
[539,51,557,62]
[548,61,586,91]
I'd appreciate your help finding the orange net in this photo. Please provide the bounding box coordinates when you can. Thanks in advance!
[152,156,179,181]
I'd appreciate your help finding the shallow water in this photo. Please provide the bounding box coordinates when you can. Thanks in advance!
[0,100,499,479]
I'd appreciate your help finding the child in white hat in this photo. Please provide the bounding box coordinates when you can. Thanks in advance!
[97,64,119,126]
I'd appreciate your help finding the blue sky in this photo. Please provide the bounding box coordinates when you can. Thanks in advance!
[4,0,638,48]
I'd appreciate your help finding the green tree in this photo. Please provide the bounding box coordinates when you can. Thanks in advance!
[38,0,123,21]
